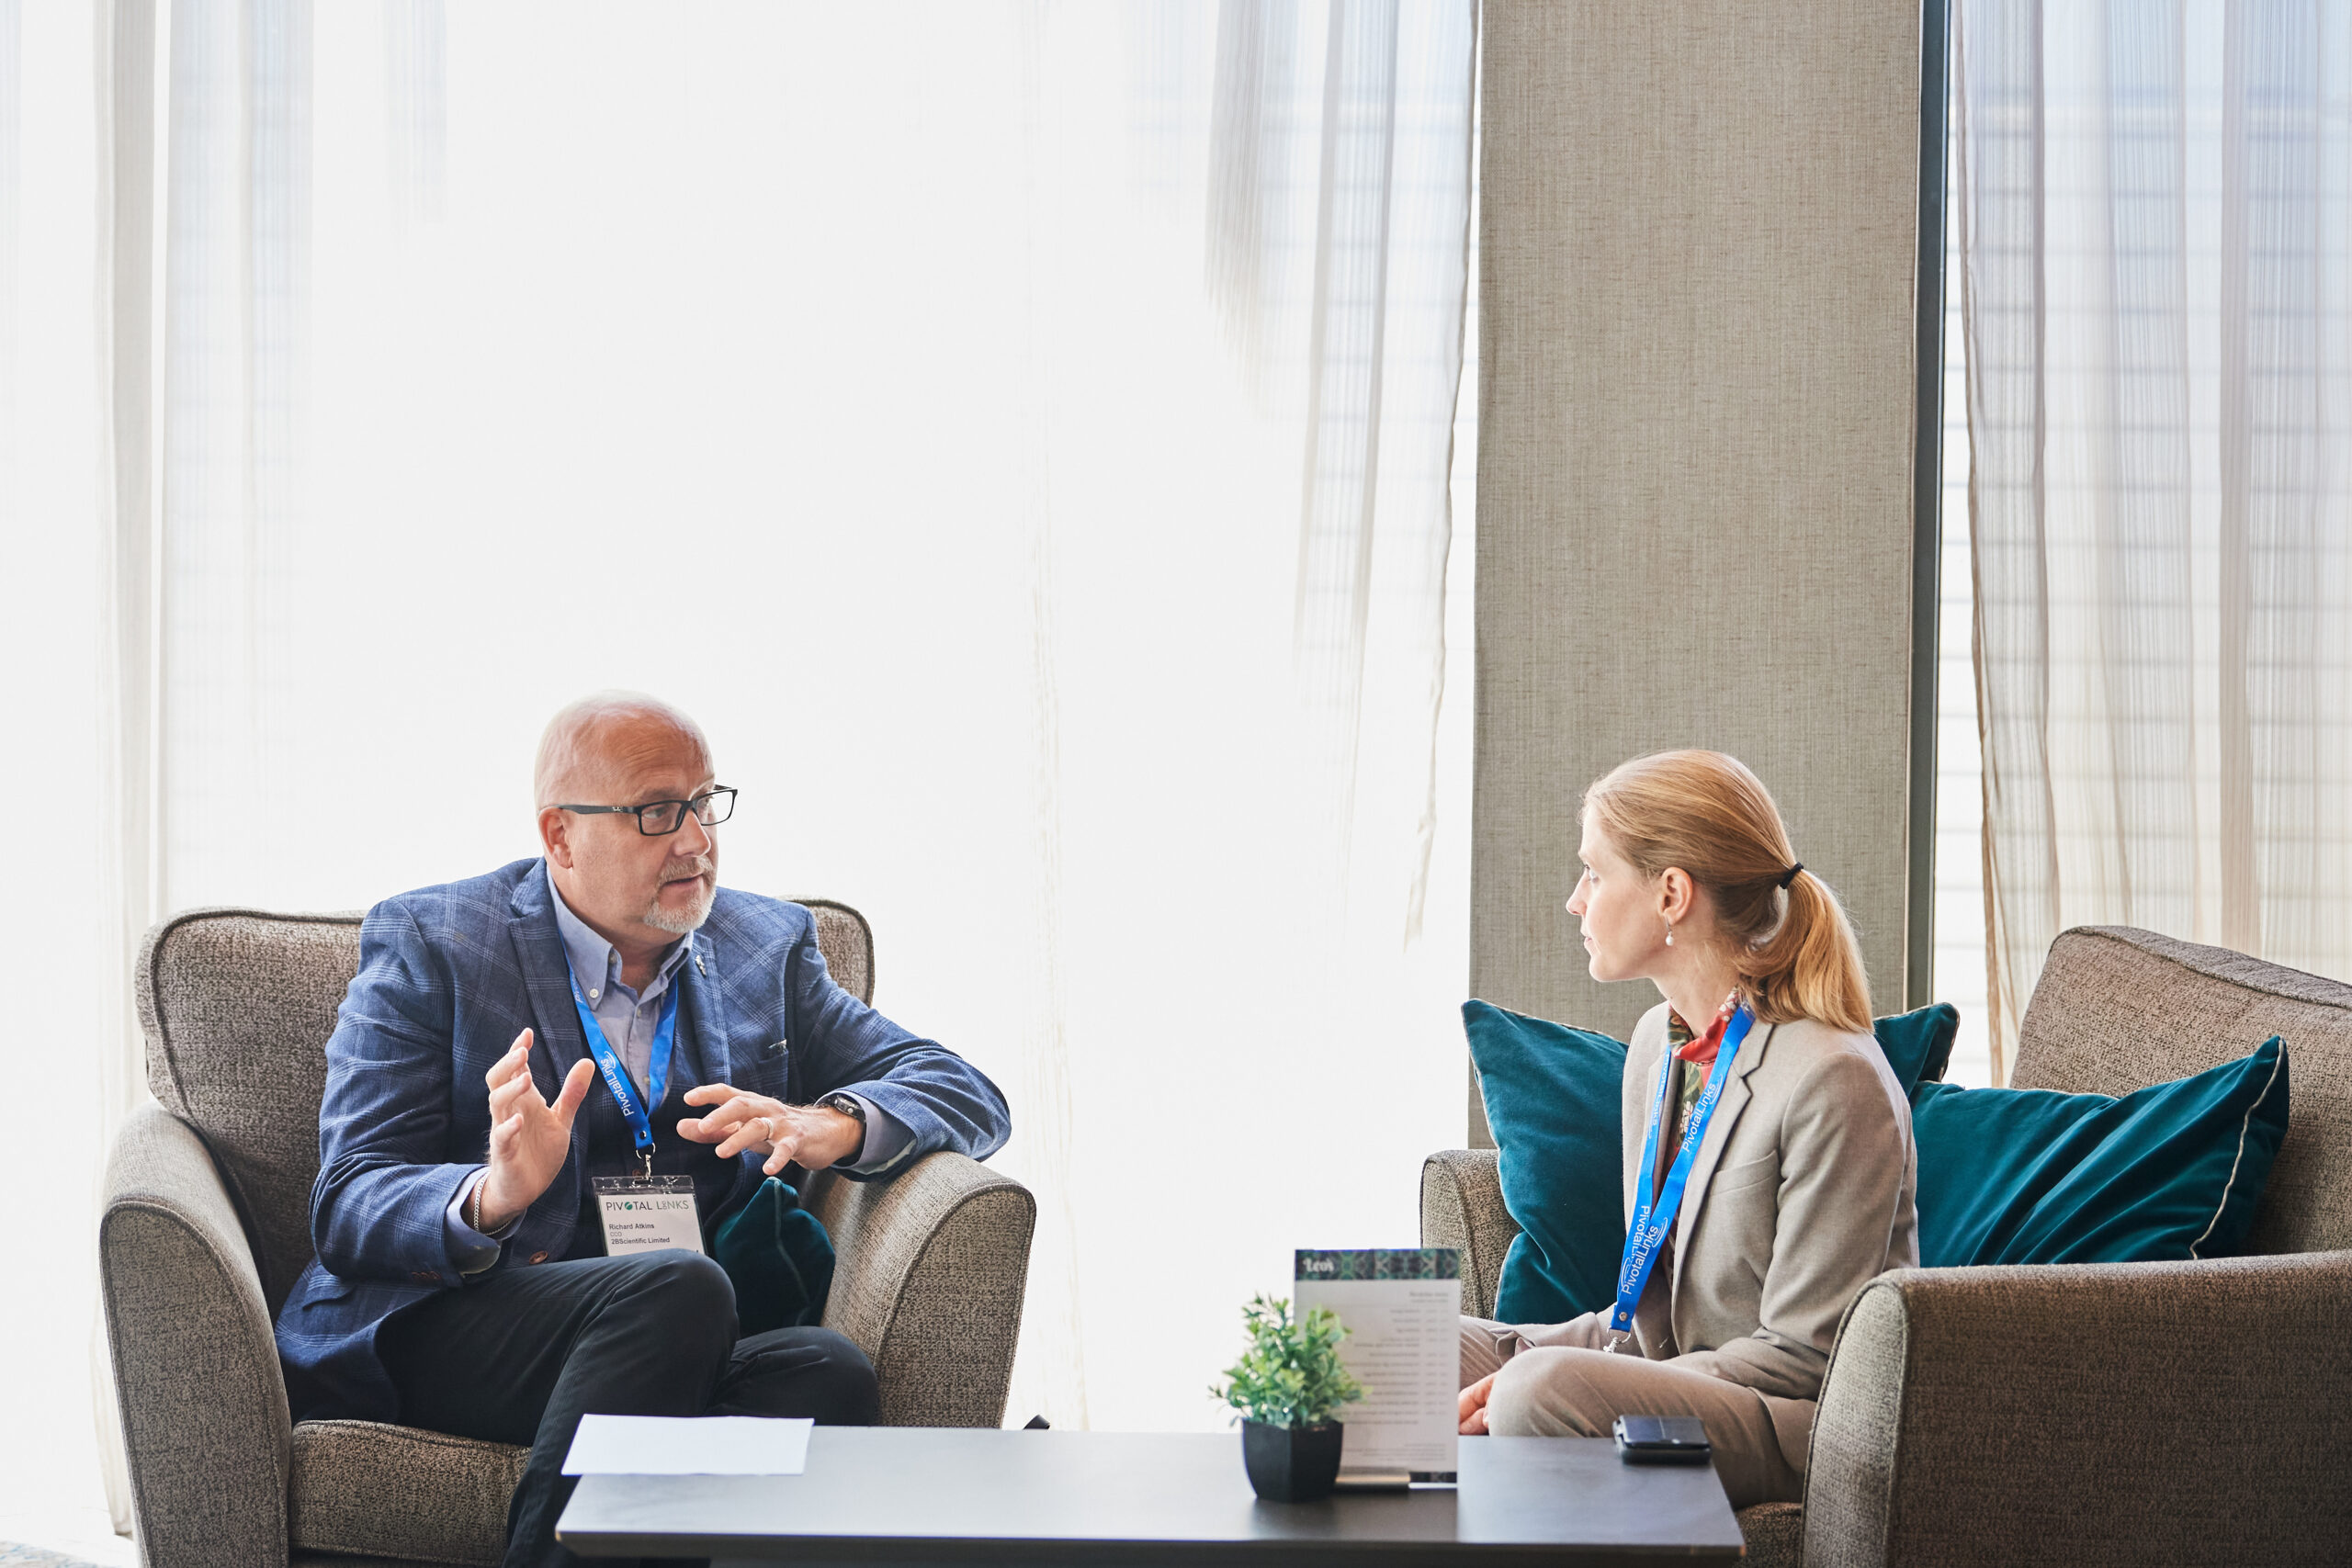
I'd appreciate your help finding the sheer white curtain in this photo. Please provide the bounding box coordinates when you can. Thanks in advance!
[5,0,127,1546]
[1,0,1476,1531]
[1957,0,2352,1077]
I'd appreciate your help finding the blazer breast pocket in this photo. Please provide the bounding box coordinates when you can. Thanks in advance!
[745,1040,792,1096]
[1707,1152,1780,1198]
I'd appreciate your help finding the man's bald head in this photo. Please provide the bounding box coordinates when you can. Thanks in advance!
[534,693,722,952]
[533,692,713,810]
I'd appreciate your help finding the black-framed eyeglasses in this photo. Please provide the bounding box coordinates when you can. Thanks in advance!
[556,787,738,837]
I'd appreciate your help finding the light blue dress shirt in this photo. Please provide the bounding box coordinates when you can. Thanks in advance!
[442,876,910,1272]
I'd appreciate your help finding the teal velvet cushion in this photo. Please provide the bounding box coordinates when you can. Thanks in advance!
[1871,1001,1960,1097]
[1464,1001,1629,1324]
[1465,1000,1967,1324]
[1911,1036,2290,1267]
[712,1178,837,1335]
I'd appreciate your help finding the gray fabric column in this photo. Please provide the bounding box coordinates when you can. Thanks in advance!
[1473,2,1925,1141]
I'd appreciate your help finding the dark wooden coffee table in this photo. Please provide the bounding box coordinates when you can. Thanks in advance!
[554,1427,1744,1565]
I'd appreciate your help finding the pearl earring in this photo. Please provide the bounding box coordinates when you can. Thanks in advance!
[1664,922,1675,947]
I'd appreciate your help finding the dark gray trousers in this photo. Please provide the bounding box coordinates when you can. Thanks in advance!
[379,1248,877,1568]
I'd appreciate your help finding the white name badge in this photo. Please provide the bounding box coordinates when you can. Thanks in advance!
[592,1175,705,1257]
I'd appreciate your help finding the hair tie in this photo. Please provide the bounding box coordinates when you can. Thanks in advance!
[1778,863,1804,890]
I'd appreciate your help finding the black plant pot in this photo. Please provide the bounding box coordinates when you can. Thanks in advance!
[1241,1419,1345,1503]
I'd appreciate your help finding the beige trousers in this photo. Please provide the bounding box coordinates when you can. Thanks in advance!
[1460,1316,1803,1509]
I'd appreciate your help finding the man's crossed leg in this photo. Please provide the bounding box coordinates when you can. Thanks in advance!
[380,1249,876,1568]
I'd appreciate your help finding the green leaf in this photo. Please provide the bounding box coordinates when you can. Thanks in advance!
[1207,1294,1367,1428]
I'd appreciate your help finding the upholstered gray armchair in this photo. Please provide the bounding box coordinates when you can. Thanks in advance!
[1425,925,2352,1568]
[101,905,1035,1568]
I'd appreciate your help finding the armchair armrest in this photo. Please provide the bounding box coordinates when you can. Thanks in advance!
[1804,1251,2352,1568]
[1419,1148,1519,1320]
[100,1100,291,1568]
[802,1152,1036,1427]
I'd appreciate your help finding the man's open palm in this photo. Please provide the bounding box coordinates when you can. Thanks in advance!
[478,1031,595,1231]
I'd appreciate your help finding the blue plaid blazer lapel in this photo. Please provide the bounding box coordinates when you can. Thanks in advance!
[506,864,594,1201]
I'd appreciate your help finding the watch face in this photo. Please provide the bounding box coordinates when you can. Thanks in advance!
[825,1095,865,1122]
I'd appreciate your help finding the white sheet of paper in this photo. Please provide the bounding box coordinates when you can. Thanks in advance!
[560,1415,812,1476]
[1295,1248,1462,1480]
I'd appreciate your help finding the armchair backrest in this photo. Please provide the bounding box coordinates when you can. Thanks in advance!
[2013,925,2352,1256]
[135,897,876,1318]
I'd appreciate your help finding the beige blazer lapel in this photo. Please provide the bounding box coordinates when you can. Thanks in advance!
[1667,1018,1777,1307]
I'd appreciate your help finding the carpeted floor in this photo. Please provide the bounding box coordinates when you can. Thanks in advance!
[0,1547,107,1567]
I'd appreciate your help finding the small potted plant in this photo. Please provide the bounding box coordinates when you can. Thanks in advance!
[1210,1294,1365,1502]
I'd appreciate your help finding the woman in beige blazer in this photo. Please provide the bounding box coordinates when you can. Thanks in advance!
[1456,750,1917,1507]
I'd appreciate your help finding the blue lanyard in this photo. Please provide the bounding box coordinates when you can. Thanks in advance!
[564,957,682,1176]
[1609,1003,1757,1335]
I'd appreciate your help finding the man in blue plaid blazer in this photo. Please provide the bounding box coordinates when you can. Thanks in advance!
[274,693,1012,1568]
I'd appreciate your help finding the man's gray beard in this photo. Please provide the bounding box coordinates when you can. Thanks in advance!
[644,859,716,934]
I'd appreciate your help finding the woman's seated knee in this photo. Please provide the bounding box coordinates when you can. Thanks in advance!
[1487,1347,1614,1438]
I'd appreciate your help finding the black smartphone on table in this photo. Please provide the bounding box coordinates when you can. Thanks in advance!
[1612,1414,1712,1464]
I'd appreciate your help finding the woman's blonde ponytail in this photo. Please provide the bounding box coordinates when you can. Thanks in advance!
[1583,750,1872,1035]
[1734,865,1871,1034]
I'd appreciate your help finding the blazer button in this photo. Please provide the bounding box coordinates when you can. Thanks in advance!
[529,1251,551,1265]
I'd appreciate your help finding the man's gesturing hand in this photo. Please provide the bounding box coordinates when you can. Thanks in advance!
[476,1030,596,1233]
[678,1083,863,1175]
